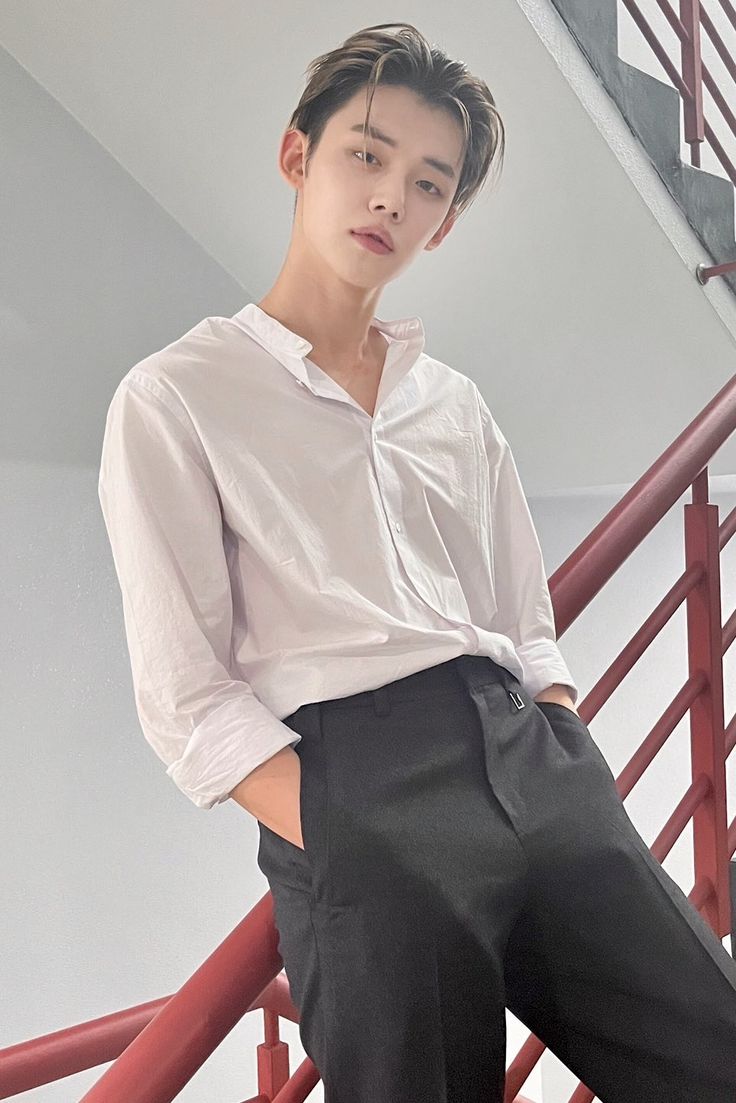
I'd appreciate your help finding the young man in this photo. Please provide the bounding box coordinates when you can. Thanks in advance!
[97,22,736,1103]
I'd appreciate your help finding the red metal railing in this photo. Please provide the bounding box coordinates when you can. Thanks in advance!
[620,0,736,282]
[1,372,735,1101]
[622,0,735,179]
[505,372,736,1103]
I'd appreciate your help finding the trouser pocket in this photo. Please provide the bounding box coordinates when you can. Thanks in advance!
[256,703,329,902]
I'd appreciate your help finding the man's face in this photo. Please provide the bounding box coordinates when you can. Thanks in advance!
[285,83,466,289]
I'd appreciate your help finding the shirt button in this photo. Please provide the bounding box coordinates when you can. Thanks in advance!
[395,522,401,532]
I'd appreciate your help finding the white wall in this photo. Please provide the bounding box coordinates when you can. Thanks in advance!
[0,43,272,1103]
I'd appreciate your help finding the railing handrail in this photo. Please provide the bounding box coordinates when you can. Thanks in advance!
[620,0,736,185]
[550,369,736,636]
[0,894,292,1102]
[0,973,297,1100]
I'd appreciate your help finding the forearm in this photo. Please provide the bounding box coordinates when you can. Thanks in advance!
[533,682,579,714]
[229,745,305,848]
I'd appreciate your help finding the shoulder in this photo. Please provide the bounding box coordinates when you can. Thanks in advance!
[418,353,507,449]
[420,351,478,399]
[107,313,252,431]
[116,315,229,398]
[416,353,484,431]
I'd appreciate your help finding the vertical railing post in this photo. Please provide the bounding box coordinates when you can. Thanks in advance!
[684,467,730,936]
[680,0,705,167]
[256,1008,290,1100]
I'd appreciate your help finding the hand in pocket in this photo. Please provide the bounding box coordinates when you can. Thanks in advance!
[232,745,305,849]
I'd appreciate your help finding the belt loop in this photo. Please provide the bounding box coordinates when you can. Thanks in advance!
[494,660,518,693]
[372,684,392,716]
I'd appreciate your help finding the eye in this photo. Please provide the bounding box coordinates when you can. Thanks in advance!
[352,150,443,196]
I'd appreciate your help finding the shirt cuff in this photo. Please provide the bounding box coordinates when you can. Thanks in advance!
[164,695,303,809]
[514,639,579,707]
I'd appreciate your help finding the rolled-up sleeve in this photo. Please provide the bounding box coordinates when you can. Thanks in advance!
[97,370,302,809]
[476,388,579,706]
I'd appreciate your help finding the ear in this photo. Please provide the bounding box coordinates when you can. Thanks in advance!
[279,127,309,193]
[425,208,458,251]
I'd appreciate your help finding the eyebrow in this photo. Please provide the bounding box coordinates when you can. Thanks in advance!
[348,123,457,181]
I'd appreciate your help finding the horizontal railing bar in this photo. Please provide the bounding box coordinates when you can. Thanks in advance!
[616,674,706,798]
[700,109,736,182]
[655,0,690,44]
[620,3,736,181]
[726,711,736,757]
[0,970,299,1097]
[0,998,171,1099]
[651,771,714,864]
[701,3,736,86]
[622,0,693,99]
[550,374,736,638]
[76,894,285,1103]
[715,0,736,33]
[503,1033,547,1100]
[720,504,736,550]
[581,564,702,723]
[725,605,736,656]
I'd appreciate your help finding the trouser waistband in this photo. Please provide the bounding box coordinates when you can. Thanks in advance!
[318,653,520,717]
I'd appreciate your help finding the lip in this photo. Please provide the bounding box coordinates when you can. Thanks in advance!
[351,226,394,251]
[351,232,392,256]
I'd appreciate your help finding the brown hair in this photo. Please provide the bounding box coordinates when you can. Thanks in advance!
[285,21,505,224]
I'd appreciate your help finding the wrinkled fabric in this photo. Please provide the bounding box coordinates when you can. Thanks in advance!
[96,302,577,809]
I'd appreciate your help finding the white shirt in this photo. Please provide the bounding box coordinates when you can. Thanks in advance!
[97,302,578,810]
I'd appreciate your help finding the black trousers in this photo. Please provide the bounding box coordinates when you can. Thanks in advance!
[256,653,736,1102]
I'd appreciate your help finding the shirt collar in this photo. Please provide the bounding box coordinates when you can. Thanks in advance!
[230,301,425,361]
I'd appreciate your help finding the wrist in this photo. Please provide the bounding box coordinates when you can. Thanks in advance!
[533,683,578,714]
